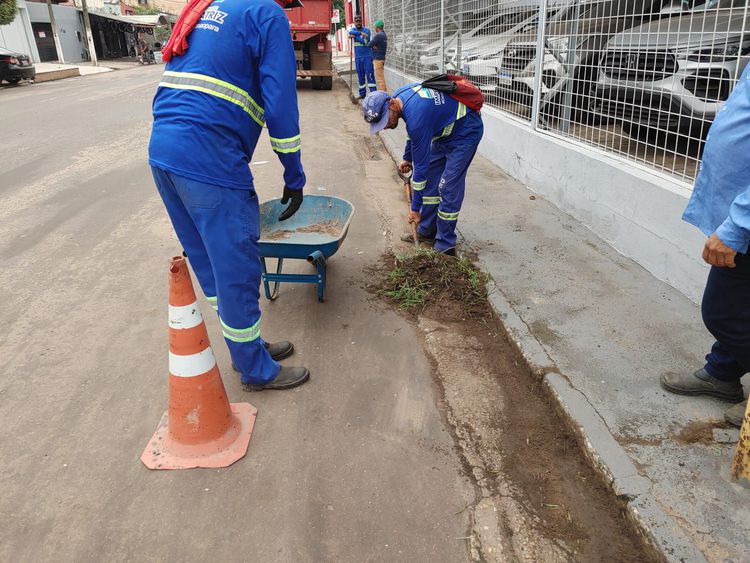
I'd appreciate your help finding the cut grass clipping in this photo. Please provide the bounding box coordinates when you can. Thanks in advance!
[380,249,490,317]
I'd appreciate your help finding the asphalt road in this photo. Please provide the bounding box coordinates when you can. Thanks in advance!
[0,68,475,561]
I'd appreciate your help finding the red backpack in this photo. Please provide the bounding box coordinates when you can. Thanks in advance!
[421,74,484,113]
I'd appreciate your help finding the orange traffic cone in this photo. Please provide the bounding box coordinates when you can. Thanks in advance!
[141,256,257,470]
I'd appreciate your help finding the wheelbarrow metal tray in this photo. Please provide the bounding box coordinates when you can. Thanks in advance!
[258,195,355,302]
[259,195,355,259]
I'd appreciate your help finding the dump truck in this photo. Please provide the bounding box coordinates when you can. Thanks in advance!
[286,0,334,90]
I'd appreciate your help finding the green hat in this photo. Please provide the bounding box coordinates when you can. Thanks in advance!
[375,19,384,28]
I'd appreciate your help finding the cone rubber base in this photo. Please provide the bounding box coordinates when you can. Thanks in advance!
[141,403,257,470]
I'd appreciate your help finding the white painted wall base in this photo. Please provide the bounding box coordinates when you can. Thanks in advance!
[384,66,709,303]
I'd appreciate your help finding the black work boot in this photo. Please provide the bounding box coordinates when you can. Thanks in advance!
[660,369,744,402]
[242,367,310,391]
[724,399,748,428]
[265,340,294,361]
[439,247,456,257]
[232,341,295,373]
[400,232,435,245]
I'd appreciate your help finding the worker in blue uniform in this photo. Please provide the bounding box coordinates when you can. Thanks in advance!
[348,15,375,98]
[362,86,483,255]
[149,0,310,391]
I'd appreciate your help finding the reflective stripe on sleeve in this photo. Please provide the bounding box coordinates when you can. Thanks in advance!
[159,71,265,128]
[457,103,467,119]
[412,179,427,191]
[438,210,460,221]
[169,301,204,330]
[270,135,301,154]
[206,296,218,311]
[422,196,441,205]
[169,348,216,378]
[220,318,261,343]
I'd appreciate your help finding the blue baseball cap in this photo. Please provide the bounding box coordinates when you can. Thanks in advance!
[362,91,392,135]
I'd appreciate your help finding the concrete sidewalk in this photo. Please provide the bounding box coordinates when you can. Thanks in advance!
[380,122,749,561]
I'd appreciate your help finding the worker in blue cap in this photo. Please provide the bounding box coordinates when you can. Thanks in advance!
[362,87,483,255]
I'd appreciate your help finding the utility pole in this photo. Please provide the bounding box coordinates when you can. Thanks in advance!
[80,0,98,66]
[46,0,65,63]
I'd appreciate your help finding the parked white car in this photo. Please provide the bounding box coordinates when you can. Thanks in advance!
[591,0,750,140]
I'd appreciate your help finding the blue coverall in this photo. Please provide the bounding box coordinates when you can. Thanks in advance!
[349,26,376,98]
[148,0,305,385]
[396,83,484,252]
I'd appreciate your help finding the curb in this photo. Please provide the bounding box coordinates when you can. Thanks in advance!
[376,127,708,563]
[35,67,80,83]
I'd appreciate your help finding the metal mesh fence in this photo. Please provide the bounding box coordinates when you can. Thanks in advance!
[363,0,750,184]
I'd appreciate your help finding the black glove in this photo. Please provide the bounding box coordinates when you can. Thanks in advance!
[279,185,303,221]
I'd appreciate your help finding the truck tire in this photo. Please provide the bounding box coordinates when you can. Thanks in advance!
[312,76,333,91]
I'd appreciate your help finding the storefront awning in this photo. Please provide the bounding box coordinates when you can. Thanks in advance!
[84,11,171,28]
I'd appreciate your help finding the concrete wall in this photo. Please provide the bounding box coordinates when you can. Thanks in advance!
[0,0,40,62]
[384,66,709,303]
[27,2,86,62]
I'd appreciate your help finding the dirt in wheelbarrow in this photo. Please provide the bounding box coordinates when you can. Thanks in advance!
[261,220,343,241]
[366,249,657,562]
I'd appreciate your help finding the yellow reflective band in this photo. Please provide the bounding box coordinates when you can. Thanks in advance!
[438,210,459,221]
[457,103,467,119]
[220,318,261,343]
[159,71,265,128]
[412,179,427,191]
[206,296,218,311]
[270,135,301,154]
[422,196,441,204]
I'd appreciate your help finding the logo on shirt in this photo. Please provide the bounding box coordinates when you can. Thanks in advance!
[431,90,445,106]
[201,5,228,24]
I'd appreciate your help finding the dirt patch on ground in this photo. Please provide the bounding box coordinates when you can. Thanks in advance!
[369,250,658,562]
[673,419,729,445]
[262,220,343,241]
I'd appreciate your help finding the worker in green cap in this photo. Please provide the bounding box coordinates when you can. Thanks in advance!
[370,19,388,91]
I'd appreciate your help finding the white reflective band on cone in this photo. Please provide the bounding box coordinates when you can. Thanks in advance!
[169,348,216,378]
[168,301,204,330]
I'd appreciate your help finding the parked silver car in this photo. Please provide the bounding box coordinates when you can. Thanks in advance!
[464,0,660,121]
[591,0,750,140]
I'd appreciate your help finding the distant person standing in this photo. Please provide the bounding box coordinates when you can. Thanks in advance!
[348,15,375,99]
[370,19,387,92]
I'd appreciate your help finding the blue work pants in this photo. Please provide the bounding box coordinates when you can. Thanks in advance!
[702,252,750,382]
[355,56,376,98]
[415,111,483,251]
[151,166,280,385]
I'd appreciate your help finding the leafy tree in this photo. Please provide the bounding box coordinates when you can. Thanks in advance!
[0,0,17,26]
[134,5,161,15]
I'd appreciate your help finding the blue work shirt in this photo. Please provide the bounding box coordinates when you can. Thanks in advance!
[348,26,372,59]
[370,31,387,61]
[683,64,750,253]
[149,0,305,191]
[396,83,470,196]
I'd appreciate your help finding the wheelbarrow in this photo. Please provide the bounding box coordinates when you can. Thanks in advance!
[258,195,355,302]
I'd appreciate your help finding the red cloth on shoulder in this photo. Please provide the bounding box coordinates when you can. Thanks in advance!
[161,0,215,63]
